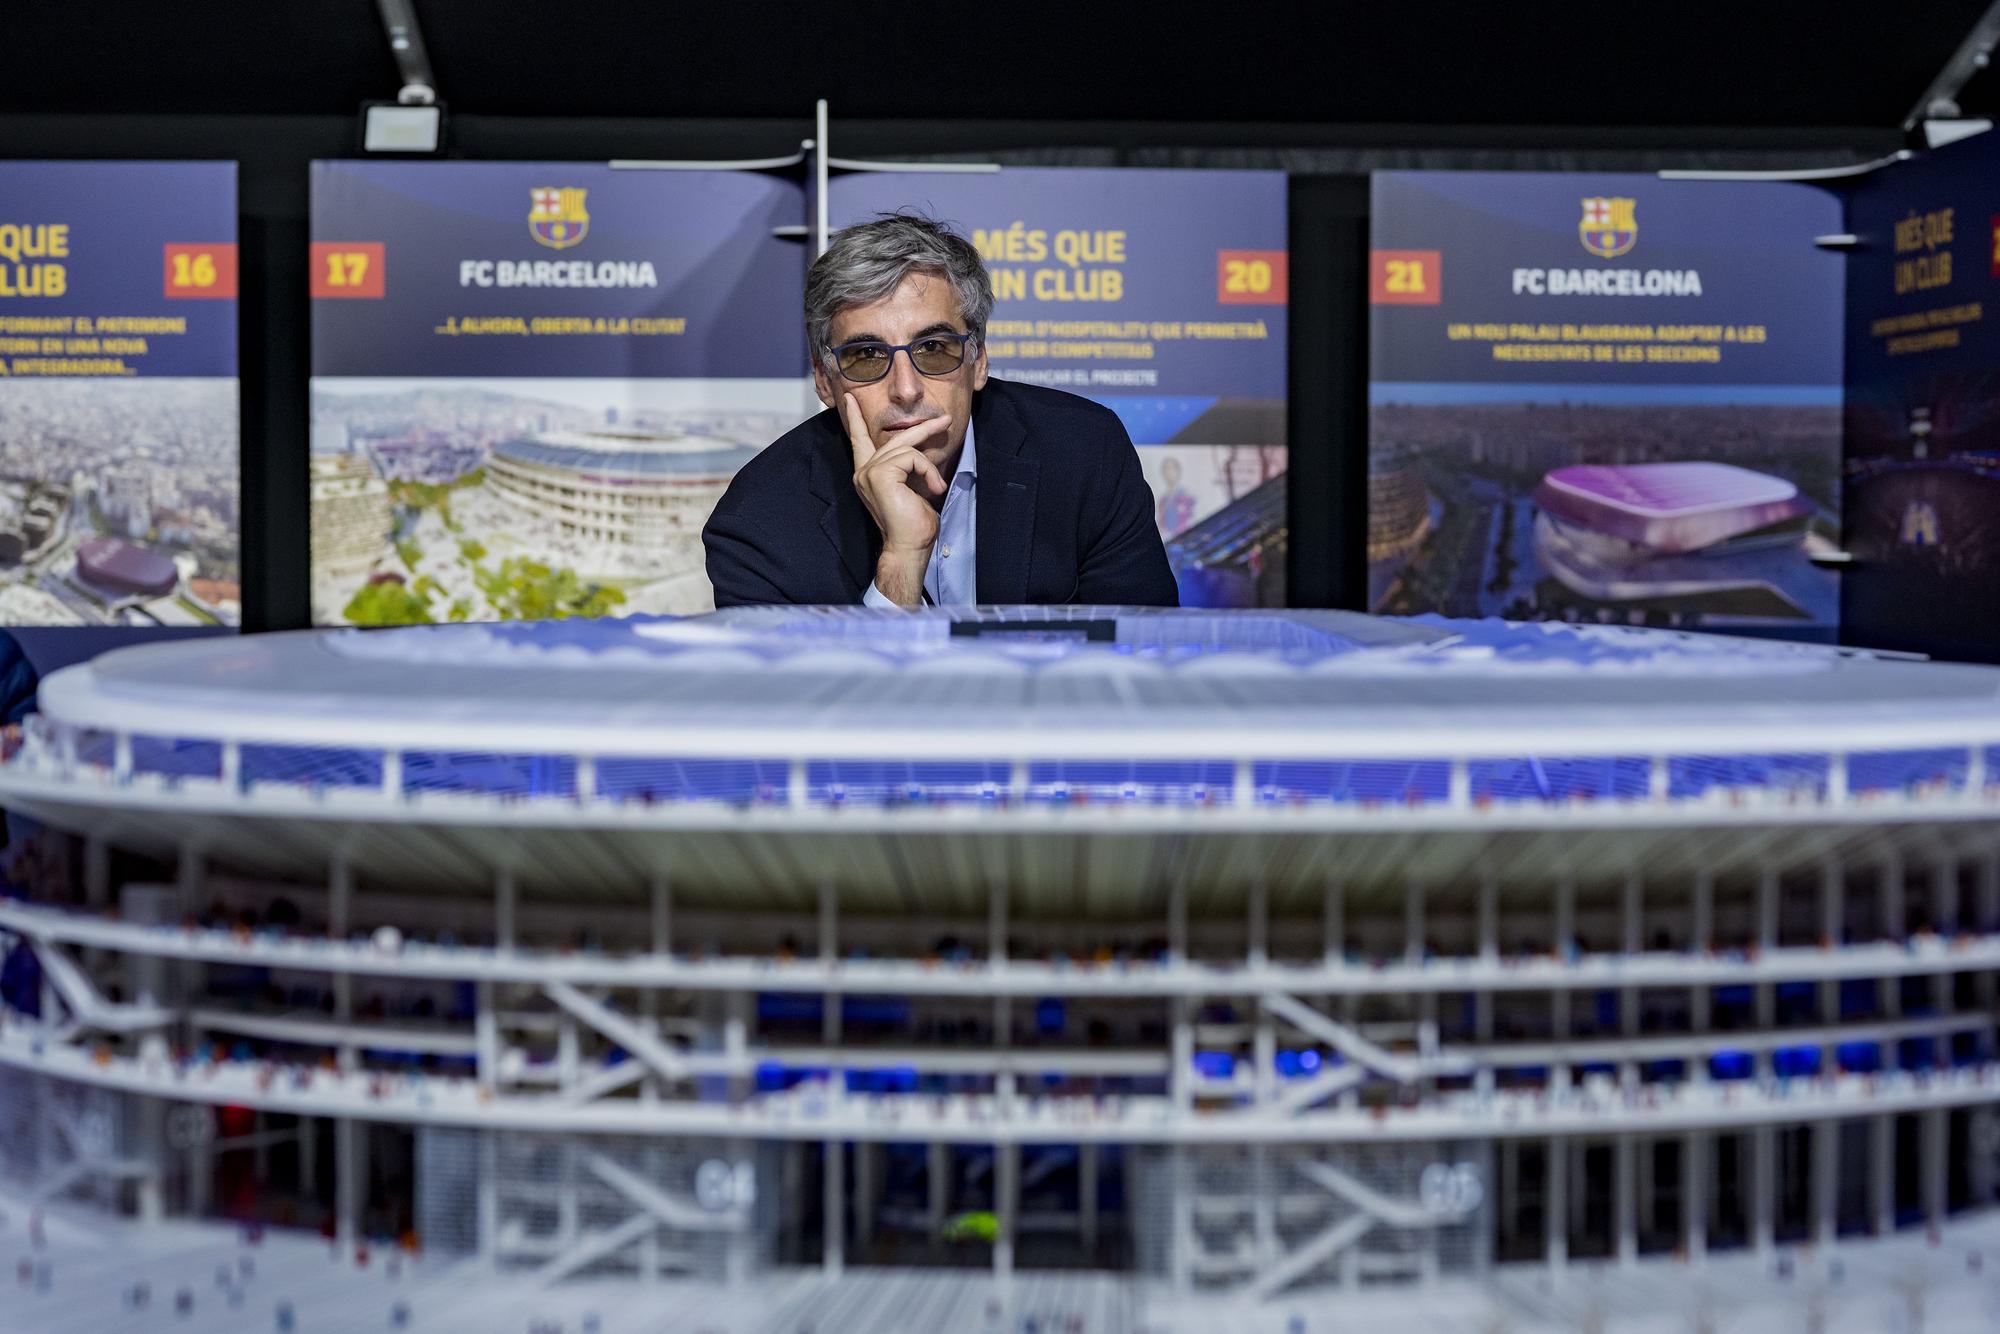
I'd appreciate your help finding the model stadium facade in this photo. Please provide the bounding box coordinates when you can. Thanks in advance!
[2,605,1999,1310]
[484,429,759,568]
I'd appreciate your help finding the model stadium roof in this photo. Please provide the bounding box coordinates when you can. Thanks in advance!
[493,431,762,479]
[6,607,2000,914]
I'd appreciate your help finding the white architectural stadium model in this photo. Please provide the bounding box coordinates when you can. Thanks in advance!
[3,604,2000,1333]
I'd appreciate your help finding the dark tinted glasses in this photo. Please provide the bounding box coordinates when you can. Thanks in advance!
[828,330,974,383]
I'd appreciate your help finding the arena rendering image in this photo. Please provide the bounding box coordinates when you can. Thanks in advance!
[3,605,2000,1331]
[307,380,797,625]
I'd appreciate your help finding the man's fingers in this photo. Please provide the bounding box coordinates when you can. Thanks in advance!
[861,443,947,498]
[840,393,874,468]
[885,414,951,452]
[907,451,946,496]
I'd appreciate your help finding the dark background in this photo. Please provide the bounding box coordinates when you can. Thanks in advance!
[1,0,1989,632]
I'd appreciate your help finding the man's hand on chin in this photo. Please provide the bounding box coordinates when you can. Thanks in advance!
[845,391,948,609]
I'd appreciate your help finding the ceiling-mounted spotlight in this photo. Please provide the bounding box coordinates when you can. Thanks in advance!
[361,0,446,154]
[360,100,447,154]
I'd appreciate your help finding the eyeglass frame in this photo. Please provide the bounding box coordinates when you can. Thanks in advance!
[823,329,978,384]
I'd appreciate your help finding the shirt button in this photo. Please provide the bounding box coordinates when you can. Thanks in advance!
[939,544,952,559]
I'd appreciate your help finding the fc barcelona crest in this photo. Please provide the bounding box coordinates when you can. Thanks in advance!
[1579,196,1637,259]
[529,187,590,250]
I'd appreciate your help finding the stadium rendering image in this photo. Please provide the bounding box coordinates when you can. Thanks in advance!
[4,604,2000,1332]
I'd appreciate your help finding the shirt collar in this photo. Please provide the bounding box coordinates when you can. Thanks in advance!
[950,417,977,487]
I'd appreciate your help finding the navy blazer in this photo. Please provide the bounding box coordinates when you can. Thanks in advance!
[703,378,1179,608]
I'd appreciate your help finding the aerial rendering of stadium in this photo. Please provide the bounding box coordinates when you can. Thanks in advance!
[3,603,2000,1332]
[485,428,764,571]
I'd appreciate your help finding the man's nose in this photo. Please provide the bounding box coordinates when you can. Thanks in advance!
[886,349,925,403]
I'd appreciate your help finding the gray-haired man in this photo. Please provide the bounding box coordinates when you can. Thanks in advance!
[702,212,1179,609]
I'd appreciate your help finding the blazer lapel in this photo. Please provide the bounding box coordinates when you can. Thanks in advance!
[807,420,877,594]
[975,386,1037,604]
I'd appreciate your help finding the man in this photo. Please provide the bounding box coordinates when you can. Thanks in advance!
[703,212,1178,608]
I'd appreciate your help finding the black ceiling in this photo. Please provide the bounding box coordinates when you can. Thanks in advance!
[2,0,1993,130]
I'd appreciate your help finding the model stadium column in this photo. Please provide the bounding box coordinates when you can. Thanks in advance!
[495,867,517,952]
[1404,872,1424,966]
[1921,1107,1947,1227]
[1932,854,1960,1014]
[83,835,108,909]
[1079,1141,1098,1256]
[1682,1130,1706,1263]
[651,873,672,955]
[1545,1136,1567,1271]
[475,979,498,1090]
[991,877,1014,1110]
[1691,870,1713,1084]
[1755,866,1778,1079]
[1248,875,1268,968]
[1972,1106,1999,1208]
[1820,860,1844,1072]
[336,1116,362,1252]
[1614,1134,1635,1265]
[1812,1118,1838,1249]
[1872,1115,1896,1236]
[330,853,355,1071]
[1475,873,1497,1095]
[994,1141,1018,1286]
[1751,1124,1775,1256]
[1621,870,1641,1089]
[1170,1144,1193,1292]
[854,1139,876,1250]
[1880,854,1906,1021]
[1251,878,1274,1108]
[1323,874,1344,968]
[1252,961,1276,1271]
[1636,1134,1654,1244]
[818,878,841,1097]
[176,840,205,994]
[823,1137,844,1278]
[644,877,669,1109]
[479,1129,499,1269]
[1552,876,1574,1088]
[1980,855,2000,1026]
[927,1140,949,1237]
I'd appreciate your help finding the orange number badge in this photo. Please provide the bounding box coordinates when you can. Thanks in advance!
[1217,250,1288,305]
[310,242,386,299]
[163,244,238,299]
[1370,250,1441,305]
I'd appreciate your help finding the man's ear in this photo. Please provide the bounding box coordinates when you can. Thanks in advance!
[811,359,838,411]
[970,341,990,393]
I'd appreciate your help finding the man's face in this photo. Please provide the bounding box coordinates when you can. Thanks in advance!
[813,271,988,472]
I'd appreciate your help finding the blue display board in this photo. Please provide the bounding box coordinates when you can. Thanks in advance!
[832,168,1290,607]
[1369,170,1844,640]
[308,161,809,625]
[1841,131,2000,663]
[0,161,240,627]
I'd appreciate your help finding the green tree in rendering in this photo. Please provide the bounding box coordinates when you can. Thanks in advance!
[475,558,625,621]
[342,580,435,626]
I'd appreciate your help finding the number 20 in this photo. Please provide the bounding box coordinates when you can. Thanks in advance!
[1223,259,1273,294]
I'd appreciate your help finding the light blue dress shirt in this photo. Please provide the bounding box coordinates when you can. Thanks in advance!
[863,419,977,609]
